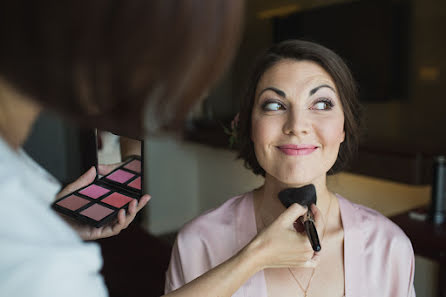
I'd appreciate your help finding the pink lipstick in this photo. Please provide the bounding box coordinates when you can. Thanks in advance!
[277,144,318,156]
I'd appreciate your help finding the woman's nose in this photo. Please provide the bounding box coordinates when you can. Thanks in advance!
[282,108,311,136]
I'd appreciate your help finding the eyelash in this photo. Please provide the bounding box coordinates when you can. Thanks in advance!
[311,98,334,110]
[261,100,285,111]
[261,98,335,112]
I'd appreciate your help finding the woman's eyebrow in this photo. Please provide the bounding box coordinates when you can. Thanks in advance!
[258,87,286,98]
[309,84,335,96]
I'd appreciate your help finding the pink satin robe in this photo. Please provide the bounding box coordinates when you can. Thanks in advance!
[165,192,416,297]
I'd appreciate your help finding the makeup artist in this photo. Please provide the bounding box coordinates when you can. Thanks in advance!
[0,2,330,297]
[166,40,416,297]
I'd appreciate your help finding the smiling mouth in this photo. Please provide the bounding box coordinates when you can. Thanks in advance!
[277,145,318,156]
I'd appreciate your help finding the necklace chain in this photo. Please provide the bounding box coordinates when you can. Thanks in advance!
[259,194,334,297]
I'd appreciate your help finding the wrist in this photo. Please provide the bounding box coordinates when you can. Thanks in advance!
[238,236,268,273]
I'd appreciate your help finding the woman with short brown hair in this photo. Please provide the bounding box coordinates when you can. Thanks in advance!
[166,40,415,297]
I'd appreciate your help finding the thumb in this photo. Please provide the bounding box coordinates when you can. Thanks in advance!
[57,166,97,198]
[277,203,308,227]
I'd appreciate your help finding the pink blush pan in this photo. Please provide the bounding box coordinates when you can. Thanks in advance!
[106,169,135,184]
[79,184,110,199]
[128,177,141,190]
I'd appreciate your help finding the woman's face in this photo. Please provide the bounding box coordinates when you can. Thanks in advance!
[251,59,345,186]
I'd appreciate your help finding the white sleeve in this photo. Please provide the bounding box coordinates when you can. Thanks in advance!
[0,180,108,297]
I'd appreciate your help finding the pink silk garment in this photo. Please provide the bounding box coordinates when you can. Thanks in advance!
[165,192,416,297]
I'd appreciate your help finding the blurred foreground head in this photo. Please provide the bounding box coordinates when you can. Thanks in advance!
[0,0,244,137]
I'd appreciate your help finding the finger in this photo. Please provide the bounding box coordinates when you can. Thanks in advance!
[87,194,149,240]
[123,200,138,228]
[277,203,308,227]
[303,253,321,268]
[92,227,105,240]
[128,199,138,215]
[57,167,96,198]
[98,210,125,239]
[293,220,305,233]
[110,209,126,234]
[135,195,151,211]
[118,208,127,225]
[311,204,324,234]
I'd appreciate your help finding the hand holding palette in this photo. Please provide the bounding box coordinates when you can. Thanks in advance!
[52,133,144,228]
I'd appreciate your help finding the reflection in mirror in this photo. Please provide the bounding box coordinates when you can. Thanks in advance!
[96,129,143,193]
[97,130,141,165]
[51,129,144,228]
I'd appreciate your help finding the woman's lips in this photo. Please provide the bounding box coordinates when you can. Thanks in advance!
[277,144,318,156]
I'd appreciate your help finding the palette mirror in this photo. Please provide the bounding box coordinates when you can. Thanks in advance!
[52,129,144,227]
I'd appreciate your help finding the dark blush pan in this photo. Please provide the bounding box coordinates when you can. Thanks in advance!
[80,204,114,221]
[56,195,90,211]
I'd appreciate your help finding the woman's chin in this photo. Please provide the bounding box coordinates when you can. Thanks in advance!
[268,173,318,187]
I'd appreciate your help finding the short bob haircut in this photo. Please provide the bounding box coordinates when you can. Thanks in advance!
[0,0,243,137]
[237,40,362,176]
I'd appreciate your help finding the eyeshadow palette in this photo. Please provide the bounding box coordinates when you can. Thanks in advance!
[52,156,143,227]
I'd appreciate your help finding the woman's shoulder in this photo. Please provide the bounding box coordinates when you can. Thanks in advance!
[337,195,412,247]
[338,195,415,295]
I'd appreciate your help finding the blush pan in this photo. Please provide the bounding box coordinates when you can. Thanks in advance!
[106,169,135,184]
[56,195,90,211]
[124,159,141,173]
[101,192,135,208]
[79,184,110,199]
[128,177,141,190]
[80,204,114,221]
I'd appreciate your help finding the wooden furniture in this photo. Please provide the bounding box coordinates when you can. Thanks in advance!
[390,208,446,297]
[98,225,172,297]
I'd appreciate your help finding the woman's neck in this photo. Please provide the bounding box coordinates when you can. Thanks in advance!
[0,78,41,150]
[255,174,334,226]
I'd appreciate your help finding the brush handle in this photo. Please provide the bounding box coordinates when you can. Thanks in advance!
[303,211,321,252]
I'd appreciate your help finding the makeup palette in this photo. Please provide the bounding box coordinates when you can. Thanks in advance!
[52,155,144,228]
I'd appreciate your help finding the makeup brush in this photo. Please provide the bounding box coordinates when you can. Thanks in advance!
[278,185,321,252]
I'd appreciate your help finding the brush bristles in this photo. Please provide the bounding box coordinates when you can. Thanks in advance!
[278,184,317,208]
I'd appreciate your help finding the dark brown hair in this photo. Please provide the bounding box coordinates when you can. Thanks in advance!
[237,40,362,176]
[0,0,243,137]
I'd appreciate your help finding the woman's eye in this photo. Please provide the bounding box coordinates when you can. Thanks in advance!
[312,99,334,110]
[262,101,284,111]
